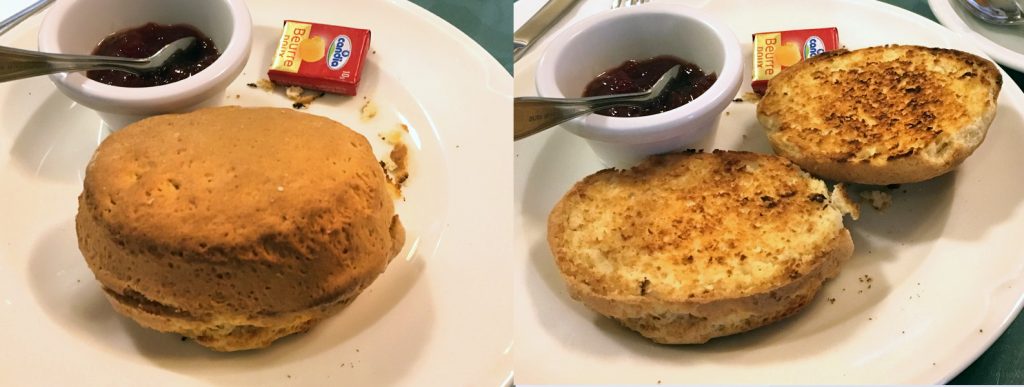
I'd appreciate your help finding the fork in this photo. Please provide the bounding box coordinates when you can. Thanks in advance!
[613,0,650,8]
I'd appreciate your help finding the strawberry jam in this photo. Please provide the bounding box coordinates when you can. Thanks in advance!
[87,23,220,88]
[582,55,717,117]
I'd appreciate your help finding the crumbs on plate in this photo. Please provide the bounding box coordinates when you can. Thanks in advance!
[860,189,893,211]
[379,124,410,199]
[362,100,378,121]
[248,78,326,109]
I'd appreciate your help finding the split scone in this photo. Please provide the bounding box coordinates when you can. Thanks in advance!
[757,45,1001,185]
[547,150,856,344]
[76,106,405,351]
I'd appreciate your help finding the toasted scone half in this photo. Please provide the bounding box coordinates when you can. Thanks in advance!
[757,45,1001,185]
[547,150,855,344]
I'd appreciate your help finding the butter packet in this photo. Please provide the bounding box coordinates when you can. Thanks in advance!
[752,27,839,95]
[268,20,371,96]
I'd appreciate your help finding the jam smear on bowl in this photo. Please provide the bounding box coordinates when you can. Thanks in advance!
[582,55,717,117]
[87,23,221,88]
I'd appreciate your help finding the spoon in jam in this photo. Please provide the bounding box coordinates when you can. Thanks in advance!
[514,65,681,140]
[0,37,196,83]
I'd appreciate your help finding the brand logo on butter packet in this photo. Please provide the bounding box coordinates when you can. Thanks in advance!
[804,36,826,58]
[327,35,352,70]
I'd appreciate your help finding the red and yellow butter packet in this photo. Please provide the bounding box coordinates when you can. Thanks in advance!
[268,20,371,96]
[752,27,839,95]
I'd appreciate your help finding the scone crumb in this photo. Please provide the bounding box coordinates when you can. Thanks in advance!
[252,80,325,109]
[362,100,379,121]
[277,186,284,192]
[389,143,409,185]
[380,162,402,199]
[741,92,760,102]
[860,189,893,211]
[830,183,860,220]
[285,86,326,108]
[286,86,303,100]
[256,78,275,91]
[379,126,411,199]
[381,127,404,145]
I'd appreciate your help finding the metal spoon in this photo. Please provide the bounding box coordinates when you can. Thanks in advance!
[514,65,681,140]
[957,0,1024,25]
[0,36,196,83]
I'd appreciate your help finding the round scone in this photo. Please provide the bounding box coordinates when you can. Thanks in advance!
[757,45,1001,185]
[547,150,855,344]
[76,106,405,351]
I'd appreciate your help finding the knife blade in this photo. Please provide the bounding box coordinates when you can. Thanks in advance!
[513,0,581,63]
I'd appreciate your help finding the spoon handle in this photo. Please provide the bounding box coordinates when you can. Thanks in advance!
[513,94,646,140]
[0,46,148,82]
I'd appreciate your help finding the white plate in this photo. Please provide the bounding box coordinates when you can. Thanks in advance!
[514,0,1024,384]
[0,1,511,386]
[930,0,1024,73]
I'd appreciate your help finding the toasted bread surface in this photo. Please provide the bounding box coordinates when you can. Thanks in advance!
[547,151,853,343]
[757,45,1001,184]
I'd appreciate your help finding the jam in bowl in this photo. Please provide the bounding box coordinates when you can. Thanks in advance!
[87,23,221,88]
[582,55,717,118]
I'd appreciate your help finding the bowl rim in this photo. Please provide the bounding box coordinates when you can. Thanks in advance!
[37,0,252,109]
[535,3,743,143]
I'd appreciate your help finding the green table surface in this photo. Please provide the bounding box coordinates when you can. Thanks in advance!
[411,0,512,74]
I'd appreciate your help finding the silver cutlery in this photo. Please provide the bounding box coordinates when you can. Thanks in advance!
[513,65,680,140]
[0,37,196,83]
[956,0,1024,25]
[613,0,651,8]
[514,0,581,63]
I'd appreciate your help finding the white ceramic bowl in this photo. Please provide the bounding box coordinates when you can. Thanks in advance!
[38,0,252,129]
[535,3,742,167]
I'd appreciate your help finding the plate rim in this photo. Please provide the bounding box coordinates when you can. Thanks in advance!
[513,0,1024,384]
[0,1,512,386]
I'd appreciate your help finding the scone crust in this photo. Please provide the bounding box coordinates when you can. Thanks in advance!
[757,45,1001,185]
[76,106,405,351]
[547,151,853,343]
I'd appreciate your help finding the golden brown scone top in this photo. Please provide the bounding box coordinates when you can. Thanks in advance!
[758,45,1001,164]
[547,151,848,302]
[83,106,391,259]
